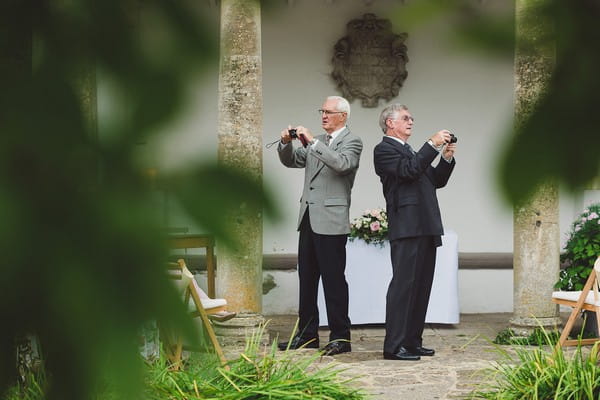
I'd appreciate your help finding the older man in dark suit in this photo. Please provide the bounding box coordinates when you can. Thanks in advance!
[277,96,363,356]
[374,104,456,361]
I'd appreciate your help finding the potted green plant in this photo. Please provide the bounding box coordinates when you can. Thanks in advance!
[555,202,600,335]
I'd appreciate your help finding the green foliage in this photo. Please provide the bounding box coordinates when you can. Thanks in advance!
[4,324,366,400]
[472,342,600,399]
[3,373,44,400]
[349,208,388,246]
[0,1,277,400]
[163,324,366,400]
[393,0,600,204]
[498,0,600,203]
[555,203,600,291]
[493,328,559,346]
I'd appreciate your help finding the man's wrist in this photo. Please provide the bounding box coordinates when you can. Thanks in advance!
[428,139,442,151]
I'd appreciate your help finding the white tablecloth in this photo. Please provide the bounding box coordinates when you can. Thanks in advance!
[318,230,459,325]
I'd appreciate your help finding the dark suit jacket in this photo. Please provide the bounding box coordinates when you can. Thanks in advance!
[373,136,455,241]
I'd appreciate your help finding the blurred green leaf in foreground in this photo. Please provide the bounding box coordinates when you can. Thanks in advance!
[498,0,600,203]
[0,1,276,399]
[393,0,600,204]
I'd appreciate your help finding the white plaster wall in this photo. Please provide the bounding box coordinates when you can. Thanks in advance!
[261,0,517,254]
[458,270,513,313]
[262,270,300,315]
[261,269,516,316]
[120,0,585,256]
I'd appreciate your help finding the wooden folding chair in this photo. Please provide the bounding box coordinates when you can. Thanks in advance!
[551,256,600,347]
[163,259,234,368]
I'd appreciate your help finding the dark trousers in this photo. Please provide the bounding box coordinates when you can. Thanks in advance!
[297,210,351,341]
[384,236,437,353]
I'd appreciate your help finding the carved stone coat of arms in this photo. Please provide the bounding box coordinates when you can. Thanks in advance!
[331,14,409,108]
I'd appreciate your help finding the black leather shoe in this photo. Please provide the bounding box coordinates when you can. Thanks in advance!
[407,346,435,356]
[320,341,351,356]
[383,347,421,361]
[278,336,319,351]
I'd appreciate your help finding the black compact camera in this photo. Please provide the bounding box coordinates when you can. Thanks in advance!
[448,133,458,144]
[288,128,309,147]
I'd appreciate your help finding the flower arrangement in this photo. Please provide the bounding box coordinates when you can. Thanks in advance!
[349,208,389,246]
[555,202,600,291]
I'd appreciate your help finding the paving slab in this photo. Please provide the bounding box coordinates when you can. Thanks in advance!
[258,313,532,399]
[217,313,582,399]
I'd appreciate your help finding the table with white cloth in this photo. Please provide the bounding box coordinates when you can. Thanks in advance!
[318,229,459,326]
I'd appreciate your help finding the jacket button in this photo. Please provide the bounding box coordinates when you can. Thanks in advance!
[310,187,314,190]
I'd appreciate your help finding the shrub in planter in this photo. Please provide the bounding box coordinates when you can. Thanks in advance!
[555,202,600,291]
[555,203,600,337]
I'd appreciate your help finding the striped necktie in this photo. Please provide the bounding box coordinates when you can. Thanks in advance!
[405,143,415,154]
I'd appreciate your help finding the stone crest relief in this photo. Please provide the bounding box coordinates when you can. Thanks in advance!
[331,14,408,108]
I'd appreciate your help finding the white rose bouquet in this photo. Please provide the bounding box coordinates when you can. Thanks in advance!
[349,208,389,246]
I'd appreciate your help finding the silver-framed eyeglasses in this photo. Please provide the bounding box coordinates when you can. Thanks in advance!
[387,115,414,123]
[318,109,346,116]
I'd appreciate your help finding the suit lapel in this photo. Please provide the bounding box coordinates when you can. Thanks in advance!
[383,136,411,156]
[309,128,349,182]
[331,128,349,150]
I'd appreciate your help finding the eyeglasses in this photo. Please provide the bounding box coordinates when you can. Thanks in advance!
[389,115,415,123]
[318,109,346,116]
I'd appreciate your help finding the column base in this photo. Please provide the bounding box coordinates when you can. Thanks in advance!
[509,315,562,336]
[213,312,269,347]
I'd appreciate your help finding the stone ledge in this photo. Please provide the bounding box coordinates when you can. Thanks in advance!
[264,252,514,271]
[173,252,516,272]
[458,252,513,270]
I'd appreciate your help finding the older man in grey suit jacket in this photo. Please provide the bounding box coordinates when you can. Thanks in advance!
[277,96,363,356]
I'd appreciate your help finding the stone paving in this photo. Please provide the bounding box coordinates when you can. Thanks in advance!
[262,313,521,400]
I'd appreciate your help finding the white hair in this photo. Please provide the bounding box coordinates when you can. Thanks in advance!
[327,96,351,118]
[379,104,408,133]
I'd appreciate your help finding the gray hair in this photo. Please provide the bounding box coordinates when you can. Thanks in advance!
[379,104,408,133]
[327,96,351,118]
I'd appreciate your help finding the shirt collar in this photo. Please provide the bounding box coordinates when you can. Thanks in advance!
[386,135,406,146]
[328,126,347,143]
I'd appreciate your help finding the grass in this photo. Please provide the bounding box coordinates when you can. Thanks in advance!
[144,323,366,399]
[4,323,366,400]
[472,328,600,400]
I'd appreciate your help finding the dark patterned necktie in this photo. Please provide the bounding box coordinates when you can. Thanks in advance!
[326,135,332,146]
[405,143,415,154]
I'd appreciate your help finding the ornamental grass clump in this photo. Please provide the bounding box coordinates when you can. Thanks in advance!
[349,208,388,245]
[173,323,365,400]
[472,335,600,399]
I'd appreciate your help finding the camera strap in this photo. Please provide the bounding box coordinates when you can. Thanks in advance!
[265,139,281,149]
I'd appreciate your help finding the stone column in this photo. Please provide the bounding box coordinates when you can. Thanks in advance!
[510,0,561,332]
[217,0,264,322]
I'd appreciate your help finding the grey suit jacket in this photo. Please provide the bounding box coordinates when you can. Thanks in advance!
[278,128,363,235]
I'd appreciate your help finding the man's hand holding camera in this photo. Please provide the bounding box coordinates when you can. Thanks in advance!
[430,130,451,147]
[280,125,314,147]
[429,129,457,160]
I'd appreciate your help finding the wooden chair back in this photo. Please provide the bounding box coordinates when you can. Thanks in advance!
[162,259,227,368]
